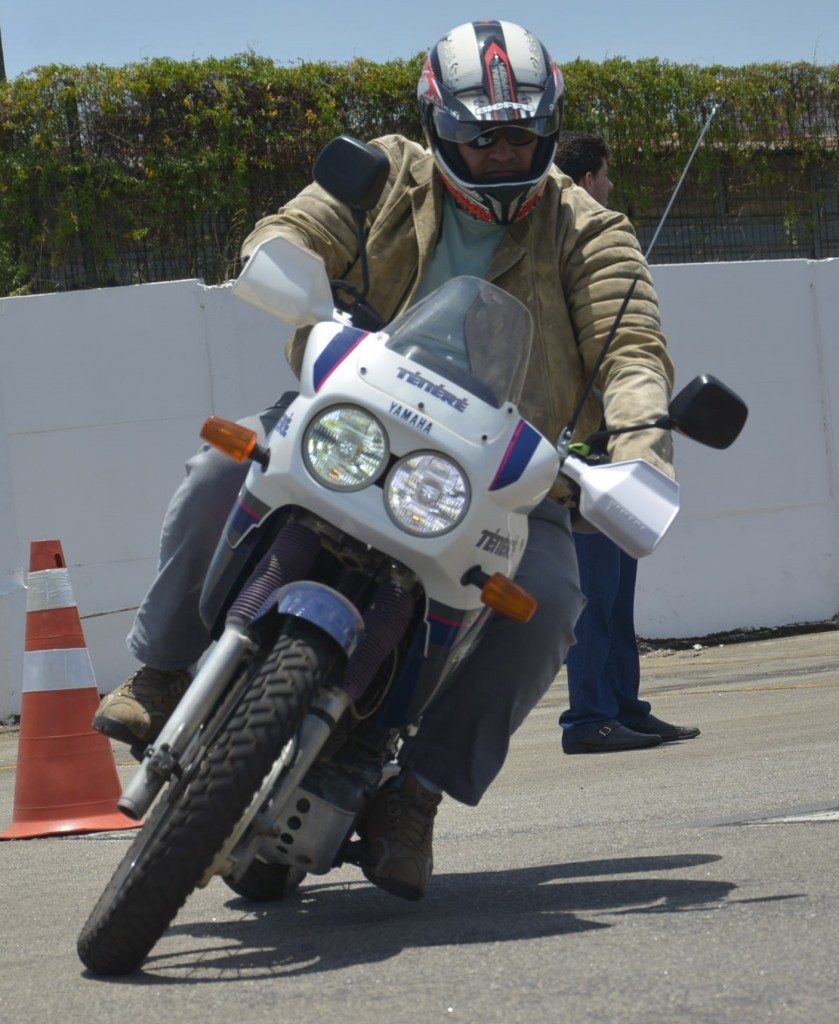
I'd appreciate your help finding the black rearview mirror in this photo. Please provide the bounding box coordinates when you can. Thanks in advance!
[666,374,748,449]
[313,136,390,212]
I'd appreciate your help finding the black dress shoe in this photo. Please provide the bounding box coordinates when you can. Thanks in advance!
[563,720,663,754]
[632,713,700,743]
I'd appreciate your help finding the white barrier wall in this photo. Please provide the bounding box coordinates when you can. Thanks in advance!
[0,260,837,719]
[638,258,838,638]
[0,280,297,721]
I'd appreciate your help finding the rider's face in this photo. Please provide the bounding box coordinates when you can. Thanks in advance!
[457,135,538,181]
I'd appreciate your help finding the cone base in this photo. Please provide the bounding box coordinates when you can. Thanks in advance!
[1,812,140,841]
[1,687,143,842]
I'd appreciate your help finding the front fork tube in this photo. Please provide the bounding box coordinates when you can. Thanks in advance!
[119,570,415,822]
[119,522,323,820]
[202,585,417,883]
[118,625,258,819]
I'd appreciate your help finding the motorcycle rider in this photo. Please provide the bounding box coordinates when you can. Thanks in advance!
[94,20,675,901]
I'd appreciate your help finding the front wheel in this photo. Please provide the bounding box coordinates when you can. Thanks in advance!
[77,620,340,976]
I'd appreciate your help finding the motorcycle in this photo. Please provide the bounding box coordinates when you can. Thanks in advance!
[77,136,748,976]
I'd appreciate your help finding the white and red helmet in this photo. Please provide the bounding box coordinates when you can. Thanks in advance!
[419,20,565,224]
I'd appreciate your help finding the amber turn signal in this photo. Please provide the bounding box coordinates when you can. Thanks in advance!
[480,572,538,622]
[200,417,259,463]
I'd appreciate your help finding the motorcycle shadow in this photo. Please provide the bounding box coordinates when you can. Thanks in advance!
[145,853,743,980]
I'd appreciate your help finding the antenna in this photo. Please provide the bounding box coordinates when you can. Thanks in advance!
[642,102,721,262]
[557,101,722,457]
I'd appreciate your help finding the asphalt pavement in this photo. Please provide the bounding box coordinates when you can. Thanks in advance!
[0,629,837,1023]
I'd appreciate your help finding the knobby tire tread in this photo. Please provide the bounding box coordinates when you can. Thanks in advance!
[77,622,335,975]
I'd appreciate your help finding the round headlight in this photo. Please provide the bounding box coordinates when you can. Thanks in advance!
[385,452,470,536]
[303,405,389,491]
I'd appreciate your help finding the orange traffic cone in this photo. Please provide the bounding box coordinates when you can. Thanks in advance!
[1,540,140,840]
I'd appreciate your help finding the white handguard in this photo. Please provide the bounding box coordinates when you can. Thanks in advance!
[232,236,336,327]
[560,455,680,559]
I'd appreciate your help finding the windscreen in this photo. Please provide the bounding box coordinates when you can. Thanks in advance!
[384,277,533,409]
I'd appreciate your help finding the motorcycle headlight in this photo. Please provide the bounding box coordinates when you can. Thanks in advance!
[303,405,389,491]
[385,452,471,536]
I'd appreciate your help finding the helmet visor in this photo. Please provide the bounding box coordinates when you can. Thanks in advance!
[465,126,540,149]
[432,106,561,147]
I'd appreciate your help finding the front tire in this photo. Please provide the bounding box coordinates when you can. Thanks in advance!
[77,620,340,975]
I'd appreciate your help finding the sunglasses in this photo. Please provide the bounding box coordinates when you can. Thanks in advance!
[466,126,540,149]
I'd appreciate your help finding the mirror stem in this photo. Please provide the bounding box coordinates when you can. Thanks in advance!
[353,208,371,297]
[584,415,670,447]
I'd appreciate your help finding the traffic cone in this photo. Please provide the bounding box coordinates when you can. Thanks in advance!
[1,540,140,840]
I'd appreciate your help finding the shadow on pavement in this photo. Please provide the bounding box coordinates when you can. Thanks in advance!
[84,852,800,983]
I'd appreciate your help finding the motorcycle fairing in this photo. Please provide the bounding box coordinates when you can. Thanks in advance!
[426,608,469,646]
[312,325,370,392]
[303,320,513,443]
[241,327,557,607]
[225,487,274,546]
[374,598,489,726]
[198,493,288,634]
[489,419,544,490]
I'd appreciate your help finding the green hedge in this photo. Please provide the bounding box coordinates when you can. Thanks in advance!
[0,54,836,295]
[563,58,839,223]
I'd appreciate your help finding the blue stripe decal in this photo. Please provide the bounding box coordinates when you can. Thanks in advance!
[312,327,367,392]
[489,420,542,490]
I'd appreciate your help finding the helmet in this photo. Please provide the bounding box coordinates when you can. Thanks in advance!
[418,20,565,225]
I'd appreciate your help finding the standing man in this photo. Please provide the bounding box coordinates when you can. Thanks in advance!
[556,130,700,754]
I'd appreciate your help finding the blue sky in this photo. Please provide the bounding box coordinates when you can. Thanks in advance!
[2,0,837,79]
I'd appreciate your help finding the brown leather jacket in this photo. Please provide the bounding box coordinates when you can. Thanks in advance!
[242,135,675,503]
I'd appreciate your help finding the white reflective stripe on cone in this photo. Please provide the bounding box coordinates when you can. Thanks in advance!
[26,569,77,612]
[22,647,97,693]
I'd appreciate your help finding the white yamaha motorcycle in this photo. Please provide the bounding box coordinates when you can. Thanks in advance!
[77,136,747,976]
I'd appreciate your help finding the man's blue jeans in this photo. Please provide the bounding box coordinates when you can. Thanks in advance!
[559,530,650,748]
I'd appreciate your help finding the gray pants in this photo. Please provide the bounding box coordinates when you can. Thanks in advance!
[129,436,582,806]
[128,412,276,670]
[399,501,581,804]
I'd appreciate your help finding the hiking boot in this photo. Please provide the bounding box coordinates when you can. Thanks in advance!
[359,774,442,901]
[92,666,192,748]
